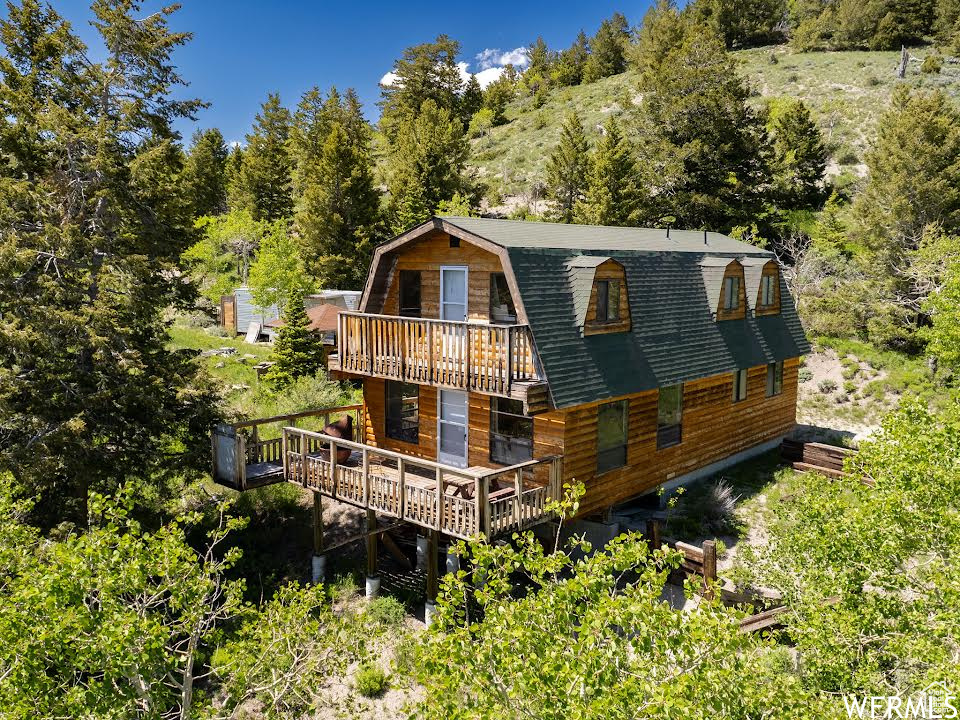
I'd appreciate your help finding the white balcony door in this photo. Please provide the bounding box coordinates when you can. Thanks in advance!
[440,266,468,322]
[438,389,468,468]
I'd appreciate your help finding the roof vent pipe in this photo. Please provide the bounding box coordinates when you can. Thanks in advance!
[666,226,670,240]
[704,229,708,245]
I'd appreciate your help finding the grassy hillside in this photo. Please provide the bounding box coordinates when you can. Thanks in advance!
[470,45,960,206]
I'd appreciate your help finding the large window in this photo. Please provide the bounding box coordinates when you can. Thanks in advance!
[766,361,784,397]
[490,397,533,465]
[723,276,740,311]
[398,270,421,318]
[657,384,683,449]
[385,381,419,443]
[489,273,517,324]
[733,369,748,403]
[760,274,776,307]
[595,279,620,322]
[597,400,628,472]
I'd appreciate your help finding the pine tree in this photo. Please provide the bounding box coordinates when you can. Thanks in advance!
[386,99,472,232]
[296,121,381,289]
[237,93,292,222]
[0,0,217,527]
[461,74,483,121]
[483,71,516,126]
[553,31,589,86]
[685,0,787,48]
[582,13,630,83]
[630,0,688,85]
[766,98,828,210]
[224,144,245,210]
[183,128,228,217]
[635,28,773,232]
[546,112,590,223]
[523,37,553,94]
[574,118,643,226]
[264,289,325,389]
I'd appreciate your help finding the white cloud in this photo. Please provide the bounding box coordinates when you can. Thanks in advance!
[379,70,401,87]
[475,47,528,71]
[474,66,506,89]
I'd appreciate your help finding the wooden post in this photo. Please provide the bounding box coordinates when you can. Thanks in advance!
[426,529,439,603]
[435,467,444,531]
[313,492,324,555]
[515,468,524,527]
[366,510,378,577]
[465,324,472,390]
[646,518,662,552]
[506,328,514,395]
[426,322,434,384]
[282,428,289,480]
[702,540,717,599]
[362,447,370,506]
[300,430,308,488]
[365,316,373,373]
[479,475,491,537]
[329,436,338,497]
[398,457,406,519]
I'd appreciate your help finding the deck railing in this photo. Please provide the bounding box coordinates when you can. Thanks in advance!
[283,426,562,539]
[336,312,541,394]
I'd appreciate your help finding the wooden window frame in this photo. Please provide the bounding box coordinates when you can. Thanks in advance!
[385,380,420,444]
[595,279,620,323]
[657,384,683,450]
[760,274,776,307]
[723,276,740,311]
[489,397,533,465]
[597,399,628,473]
[398,270,422,318]
[733,369,748,403]
[766,361,784,397]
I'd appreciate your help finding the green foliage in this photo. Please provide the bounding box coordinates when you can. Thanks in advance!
[236,92,293,221]
[630,0,689,85]
[574,117,642,226]
[922,255,960,371]
[0,0,216,527]
[461,73,483,120]
[482,71,515,126]
[545,111,590,223]
[551,30,589,86]
[582,12,630,83]
[354,662,389,697]
[687,0,787,48]
[183,127,228,217]
[247,219,315,311]
[920,53,943,73]
[183,208,270,303]
[263,289,325,389]
[736,400,960,696]
[364,596,406,628]
[766,97,828,209]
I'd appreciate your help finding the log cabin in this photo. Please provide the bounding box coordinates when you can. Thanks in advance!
[211,216,809,615]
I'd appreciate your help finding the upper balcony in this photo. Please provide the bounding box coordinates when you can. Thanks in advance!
[328,312,551,413]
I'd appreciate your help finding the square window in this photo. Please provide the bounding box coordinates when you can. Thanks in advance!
[766,361,784,397]
[733,369,748,402]
[386,381,419,443]
[657,384,683,449]
[490,397,533,465]
[597,400,628,472]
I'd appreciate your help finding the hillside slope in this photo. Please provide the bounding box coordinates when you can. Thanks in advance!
[470,45,960,210]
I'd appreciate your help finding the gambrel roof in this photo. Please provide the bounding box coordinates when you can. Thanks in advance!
[361,217,811,409]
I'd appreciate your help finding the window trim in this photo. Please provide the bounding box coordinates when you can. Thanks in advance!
[385,380,420,444]
[657,384,683,450]
[760,274,776,307]
[766,361,784,397]
[723,275,740,311]
[596,399,629,473]
[733,369,748,403]
[594,279,620,323]
[489,397,534,465]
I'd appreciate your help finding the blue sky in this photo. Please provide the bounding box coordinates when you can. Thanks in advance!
[43,1,650,145]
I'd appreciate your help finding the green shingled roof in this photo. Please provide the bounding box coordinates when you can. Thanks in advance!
[438,217,811,409]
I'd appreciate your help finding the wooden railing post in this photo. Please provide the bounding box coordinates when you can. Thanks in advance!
[506,328,514,394]
[282,428,289,480]
[398,458,406,519]
[646,518,662,552]
[479,475,491,537]
[515,468,524,527]
[329,436,338,497]
[435,467,443,531]
[300,429,308,488]
[362,447,370,506]
[365,316,373,374]
[702,540,717,599]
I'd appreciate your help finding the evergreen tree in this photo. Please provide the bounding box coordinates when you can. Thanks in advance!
[854,86,960,263]
[483,70,516,126]
[264,289,325,389]
[934,0,960,45]
[766,98,828,210]
[574,118,643,226]
[386,99,472,232]
[183,127,228,217]
[635,28,773,232]
[237,93,292,222]
[523,37,553,94]
[545,112,590,223]
[296,120,381,290]
[582,13,630,83]
[686,0,787,48]
[378,35,463,140]
[224,144,245,210]
[552,31,589,86]
[0,0,217,527]
[461,74,483,121]
[630,0,688,86]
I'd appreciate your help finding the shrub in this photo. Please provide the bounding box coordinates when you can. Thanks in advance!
[798,367,814,383]
[865,74,881,87]
[818,379,838,394]
[354,662,389,697]
[365,596,406,628]
[533,111,547,130]
[670,479,741,537]
[843,380,858,395]
[920,55,942,74]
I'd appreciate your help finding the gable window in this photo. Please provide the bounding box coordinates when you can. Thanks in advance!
[490,273,517,324]
[723,276,740,311]
[490,397,533,465]
[733,369,748,402]
[596,279,620,322]
[766,361,784,397]
[399,271,421,318]
[657,384,683,449]
[386,381,419,443]
[760,274,776,307]
[597,400,628,473]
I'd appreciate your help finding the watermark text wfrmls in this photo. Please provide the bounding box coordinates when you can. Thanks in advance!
[843,683,957,719]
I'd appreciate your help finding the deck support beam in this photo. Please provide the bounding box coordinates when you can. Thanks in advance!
[425,529,440,627]
[365,509,380,600]
[311,492,326,584]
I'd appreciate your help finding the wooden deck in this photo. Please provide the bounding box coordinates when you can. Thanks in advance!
[330,312,551,412]
[212,405,562,540]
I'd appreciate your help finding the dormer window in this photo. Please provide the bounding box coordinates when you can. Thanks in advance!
[566,256,631,336]
[712,259,746,321]
[490,272,517,324]
[596,279,620,322]
[723,276,740,311]
[760,275,776,307]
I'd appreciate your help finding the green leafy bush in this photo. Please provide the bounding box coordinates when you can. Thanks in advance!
[798,367,814,383]
[920,55,943,74]
[365,596,406,628]
[354,662,389,697]
[818,378,838,394]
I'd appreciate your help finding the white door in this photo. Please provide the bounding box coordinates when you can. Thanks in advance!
[438,390,468,468]
[440,266,468,322]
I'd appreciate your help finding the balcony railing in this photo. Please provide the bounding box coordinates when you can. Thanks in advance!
[335,312,542,395]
